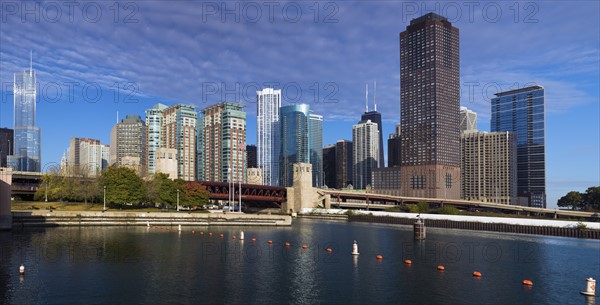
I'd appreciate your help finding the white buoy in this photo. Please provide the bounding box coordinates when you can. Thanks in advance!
[581,278,596,296]
[352,240,360,255]
[178,225,182,232]
[19,264,24,275]
[147,221,150,227]
[240,231,244,240]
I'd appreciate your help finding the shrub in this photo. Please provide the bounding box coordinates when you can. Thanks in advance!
[437,206,459,215]
[417,201,429,213]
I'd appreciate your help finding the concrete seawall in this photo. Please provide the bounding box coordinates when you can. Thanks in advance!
[301,209,600,240]
[12,210,292,227]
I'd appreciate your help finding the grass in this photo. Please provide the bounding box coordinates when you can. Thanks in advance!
[11,201,209,213]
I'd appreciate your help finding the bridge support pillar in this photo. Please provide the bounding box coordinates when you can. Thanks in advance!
[324,194,331,209]
[283,163,315,214]
[414,218,425,240]
[0,168,13,230]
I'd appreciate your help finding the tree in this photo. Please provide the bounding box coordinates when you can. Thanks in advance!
[181,183,210,207]
[557,191,583,210]
[417,201,429,213]
[145,173,177,208]
[99,167,145,206]
[583,186,600,211]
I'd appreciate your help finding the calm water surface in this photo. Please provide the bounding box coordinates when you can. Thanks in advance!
[1,218,599,305]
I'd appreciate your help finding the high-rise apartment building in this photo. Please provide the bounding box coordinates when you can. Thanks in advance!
[323,145,336,188]
[399,13,461,199]
[335,140,353,189]
[352,119,379,190]
[0,128,13,168]
[198,102,246,183]
[110,115,147,176]
[460,106,477,133]
[279,104,317,187]
[257,88,281,186]
[67,138,109,177]
[461,131,517,204]
[145,104,197,180]
[309,113,323,188]
[491,85,546,208]
[8,55,41,172]
[145,103,168,176]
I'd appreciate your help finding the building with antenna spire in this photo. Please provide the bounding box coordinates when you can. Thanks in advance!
[8,52,41,172]
[360,81,384,168]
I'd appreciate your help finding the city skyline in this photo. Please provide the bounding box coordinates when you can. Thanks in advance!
[0,2,598,207]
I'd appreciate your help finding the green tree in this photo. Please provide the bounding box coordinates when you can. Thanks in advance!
[557,191,583,210]
[583,186,600,211]
[99,167,144,206]
[145,173,178,208]
[417,201,429,213]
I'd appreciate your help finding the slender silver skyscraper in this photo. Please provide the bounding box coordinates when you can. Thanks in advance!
[257,88,281,186]
[8,52,41,172]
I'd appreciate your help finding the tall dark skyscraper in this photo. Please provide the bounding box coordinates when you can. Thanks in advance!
[361,83,384,168]
[491,85,546,208]
[388,124,401,167]
[399,13,461,199]
[0,128,14,168]
[335,140,353,189]
[246,144,257,168]
[323,145,336,188]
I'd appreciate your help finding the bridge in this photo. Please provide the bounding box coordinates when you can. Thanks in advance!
[190,181,286,208]
[321,189,599,220]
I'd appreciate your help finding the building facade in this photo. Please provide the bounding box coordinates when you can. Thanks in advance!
[460,106,477,133]
[198,102,246,184]
[257,88,281,186]
[309,113,323,188]
[145,103,168,176]
[461,131,517,204]
[67,138,109,177]
[110,114,147,176]
[246,144,257,168]
[8,59,41,172]
[279,104,310,187]
[323,144,336,188]
[361,111,384,169]
[352,119,379,190]
[0,128,13,168]
[491,85,546,208]
[399,13,461,199]
[335,140,353,189]
[371,167,402,196]
[388,124,401,168]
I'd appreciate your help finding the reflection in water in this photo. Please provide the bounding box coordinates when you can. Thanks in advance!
[0,220,598,305]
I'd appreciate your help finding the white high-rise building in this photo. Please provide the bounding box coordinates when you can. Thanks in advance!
[460,106,477,133]
[352,119,379,190]
[257,88,281,186]
[71,138,109,177]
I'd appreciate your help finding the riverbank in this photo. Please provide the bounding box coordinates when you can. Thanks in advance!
[301,208,600,239]
[12,210,291,227]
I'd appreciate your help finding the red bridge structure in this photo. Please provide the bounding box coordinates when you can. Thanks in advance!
[190,181,286,209]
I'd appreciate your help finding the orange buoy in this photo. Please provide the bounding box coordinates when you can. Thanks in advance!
[200,231,204,235]
[302,244,308,249]
[437,265,445,271]
[219,233,224,238]
[208,232,213,236]
[376,255,383,260]
[192,230,195,234]
[473,271,482,277]
[251,237,257,242]
[326,248,333,253]
[285,242,291,247]
[232,236,237,239]
[404,260,412,265]
[268,240,273,244]
[522,280,533,286]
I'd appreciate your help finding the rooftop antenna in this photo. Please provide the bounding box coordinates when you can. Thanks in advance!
[374,80,377,112]
[29,50,32,77]
[365,84,369,113]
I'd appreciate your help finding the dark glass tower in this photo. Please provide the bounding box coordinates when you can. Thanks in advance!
[491,85,546,208]
[399,13,460,199]
[323,145,336,188]
[246,144,257,168]
[0,128,13,168]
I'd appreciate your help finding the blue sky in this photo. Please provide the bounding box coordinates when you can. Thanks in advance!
[0,1,598,208]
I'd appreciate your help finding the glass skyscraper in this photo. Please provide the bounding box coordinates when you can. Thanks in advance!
[491,85,546,208]
[145,103,168,176]
[279,104,322,187]
[8,58,41,172]
[257,88,281,186]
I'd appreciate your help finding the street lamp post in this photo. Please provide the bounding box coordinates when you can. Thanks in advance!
[177,189,180,211]
[103,185,106,211]
[228,167,232,211]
